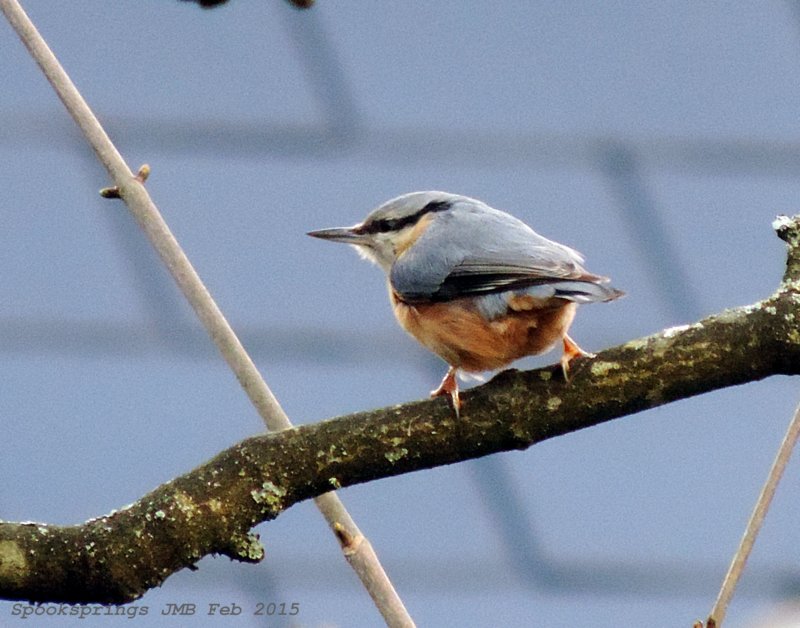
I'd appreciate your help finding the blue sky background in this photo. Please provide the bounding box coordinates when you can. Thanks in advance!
[2,2,800,626]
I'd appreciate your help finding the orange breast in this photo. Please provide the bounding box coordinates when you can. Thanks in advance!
[391,291,577,372]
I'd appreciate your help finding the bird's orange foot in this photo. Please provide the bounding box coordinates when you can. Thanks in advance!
[431,366,461,418]
[560,334,595,381]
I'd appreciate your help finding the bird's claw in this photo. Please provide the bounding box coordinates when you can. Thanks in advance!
[560,334,595,381]
[431,367,461,418]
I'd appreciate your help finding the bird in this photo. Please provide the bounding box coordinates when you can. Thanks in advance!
[308,191,623,416]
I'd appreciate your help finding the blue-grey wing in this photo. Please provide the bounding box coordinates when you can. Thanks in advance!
[390,200,618,305]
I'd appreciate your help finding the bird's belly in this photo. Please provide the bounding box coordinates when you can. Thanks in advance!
[391,295,577,372]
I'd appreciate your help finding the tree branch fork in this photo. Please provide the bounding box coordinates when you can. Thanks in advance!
[2,215,800,605]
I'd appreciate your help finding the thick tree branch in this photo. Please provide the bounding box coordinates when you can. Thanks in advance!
[2,216,799,604]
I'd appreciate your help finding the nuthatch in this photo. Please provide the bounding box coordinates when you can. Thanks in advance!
[308,191,623,416]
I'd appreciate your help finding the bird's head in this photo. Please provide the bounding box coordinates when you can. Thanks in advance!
[307,191,464,273]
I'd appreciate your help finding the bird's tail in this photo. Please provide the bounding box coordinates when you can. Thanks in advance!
[551,279,625,304]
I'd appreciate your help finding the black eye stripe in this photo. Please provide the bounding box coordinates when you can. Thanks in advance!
[360,200,452,235]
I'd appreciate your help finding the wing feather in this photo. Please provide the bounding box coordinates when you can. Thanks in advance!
[390,199,602,303]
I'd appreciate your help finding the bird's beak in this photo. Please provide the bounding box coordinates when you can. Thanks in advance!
[307,226,368,245]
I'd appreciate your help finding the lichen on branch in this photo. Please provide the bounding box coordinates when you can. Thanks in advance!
[1,214,799,604]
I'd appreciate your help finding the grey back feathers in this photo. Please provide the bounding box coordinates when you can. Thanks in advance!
[338,191,623,316]
[385,192,619,304]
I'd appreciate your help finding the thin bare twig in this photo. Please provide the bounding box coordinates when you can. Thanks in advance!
[0,1,412,625]
[704,400,800,627]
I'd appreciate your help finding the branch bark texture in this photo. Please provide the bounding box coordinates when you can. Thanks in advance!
[2,216,799,604]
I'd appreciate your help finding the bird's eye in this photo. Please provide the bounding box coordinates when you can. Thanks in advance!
[360,218,394,234]
[361,200,451,235]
